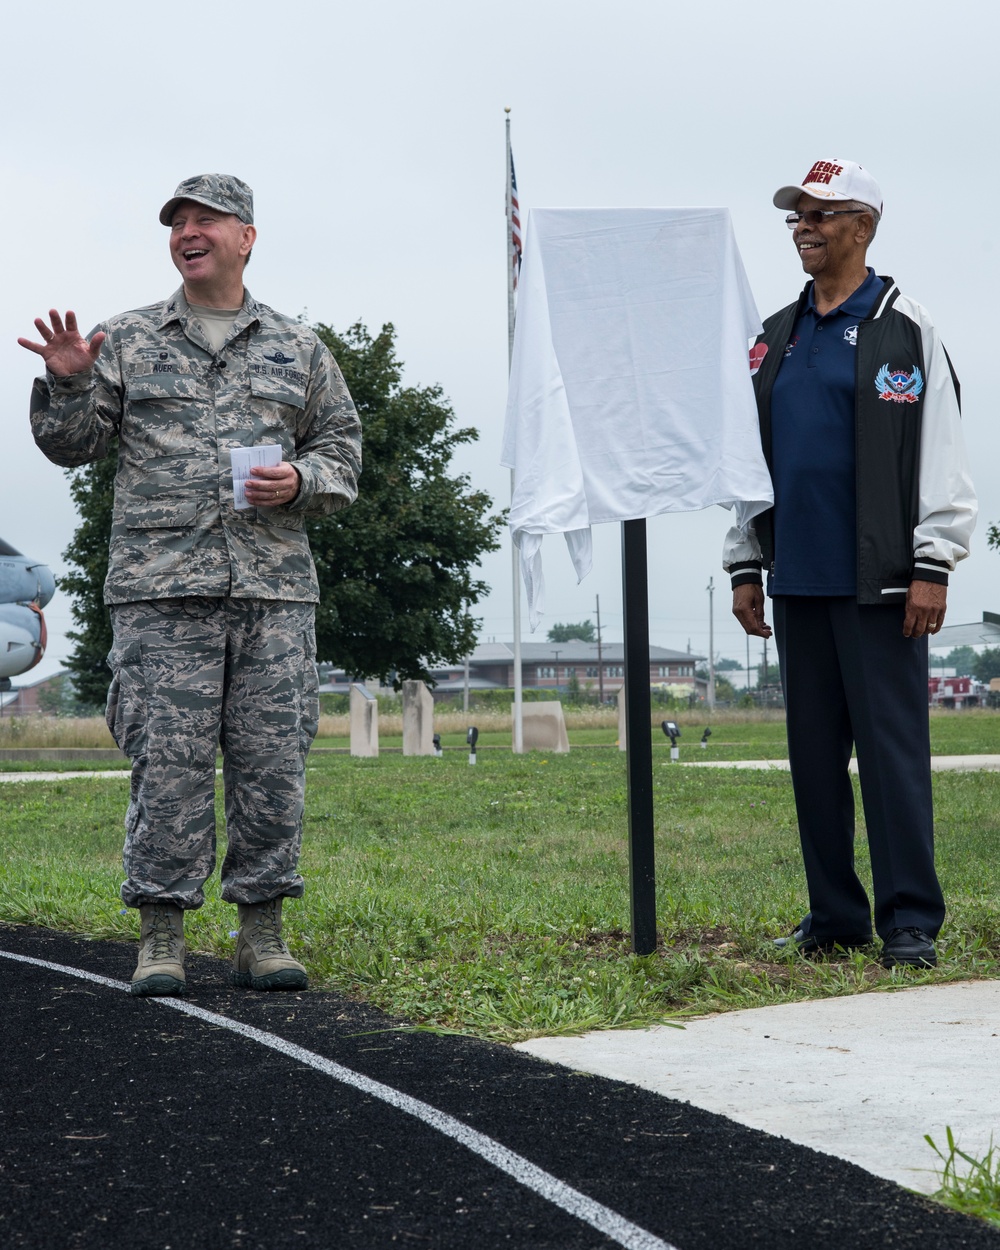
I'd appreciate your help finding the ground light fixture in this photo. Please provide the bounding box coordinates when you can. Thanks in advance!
[700,727,712,750]
[432,733,443,758]
[466,726,478,765]
[661,720,680,762]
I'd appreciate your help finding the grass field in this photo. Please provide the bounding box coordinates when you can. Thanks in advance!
[1,712,999,1042]
[3,705,997,756]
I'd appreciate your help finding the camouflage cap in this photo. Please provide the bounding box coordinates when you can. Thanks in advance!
[159,174,254,226]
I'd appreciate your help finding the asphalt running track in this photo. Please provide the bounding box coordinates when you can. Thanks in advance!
[2,924,998,1250]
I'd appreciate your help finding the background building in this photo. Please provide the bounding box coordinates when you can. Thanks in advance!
[0,670,71,717]
[319,640,707,703]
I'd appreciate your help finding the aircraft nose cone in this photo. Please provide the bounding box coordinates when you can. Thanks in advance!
[33,565,56,608]
[0,550,57,608]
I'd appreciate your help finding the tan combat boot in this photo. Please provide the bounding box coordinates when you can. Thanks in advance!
[131,901,186,997]
[231,898,308,992]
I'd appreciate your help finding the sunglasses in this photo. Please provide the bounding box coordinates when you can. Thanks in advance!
[785,209,866,230]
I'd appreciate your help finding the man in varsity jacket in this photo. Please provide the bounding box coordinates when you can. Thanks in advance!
[724,159,977,968]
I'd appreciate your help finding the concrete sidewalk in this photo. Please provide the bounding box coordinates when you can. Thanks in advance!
[517,980,1000,1193]
[0,770,130,782]
[681,755,1000,772]
[4,755,1000,782]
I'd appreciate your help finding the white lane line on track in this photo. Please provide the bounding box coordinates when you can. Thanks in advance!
[0,948,677,1250]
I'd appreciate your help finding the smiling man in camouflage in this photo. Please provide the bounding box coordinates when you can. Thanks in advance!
[20,174,362,996]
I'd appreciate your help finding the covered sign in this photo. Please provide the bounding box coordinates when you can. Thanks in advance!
[501,207,773,626]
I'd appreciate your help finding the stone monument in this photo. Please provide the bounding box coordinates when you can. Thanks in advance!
[350,683,379,757]
[402,680,435,756]
[516,701,570,753]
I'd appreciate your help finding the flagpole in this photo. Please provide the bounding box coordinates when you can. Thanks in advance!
[506,107,524,754]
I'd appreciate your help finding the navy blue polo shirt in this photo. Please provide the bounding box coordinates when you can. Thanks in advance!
[769,267,882,596]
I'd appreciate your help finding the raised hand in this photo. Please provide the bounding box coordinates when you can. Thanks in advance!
[18,310,105,377]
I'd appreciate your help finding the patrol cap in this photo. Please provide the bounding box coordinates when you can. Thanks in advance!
[773,159,883,215]
[159,173,254,226]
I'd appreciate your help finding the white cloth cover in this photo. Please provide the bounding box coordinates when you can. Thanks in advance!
[501,207,774,628]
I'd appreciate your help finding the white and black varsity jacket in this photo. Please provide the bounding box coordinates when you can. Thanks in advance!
[723,276,977,603]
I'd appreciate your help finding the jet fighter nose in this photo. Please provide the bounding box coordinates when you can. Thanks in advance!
[0,540,56,607]
[28,563,56,607]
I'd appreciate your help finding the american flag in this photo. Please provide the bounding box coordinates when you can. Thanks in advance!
[509,151,522,290]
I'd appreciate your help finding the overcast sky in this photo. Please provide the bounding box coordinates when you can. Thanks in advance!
[3,0,997,683]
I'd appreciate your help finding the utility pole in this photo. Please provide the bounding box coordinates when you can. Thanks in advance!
[595,594,605,704]
[762,636,769,706]
[706,576,716,711]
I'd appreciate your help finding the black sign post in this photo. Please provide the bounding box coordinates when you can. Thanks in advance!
[621,518,656,955]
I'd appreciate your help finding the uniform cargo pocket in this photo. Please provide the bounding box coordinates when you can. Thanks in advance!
[125,366,205,460]
[106,638,148,759]
[124,499,201,529]
[126,366,201,404]
[251,514,305,533]
[249,370,307,413]
[299,626,320,755]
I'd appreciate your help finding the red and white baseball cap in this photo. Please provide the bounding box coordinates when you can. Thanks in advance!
[773,159,883,214]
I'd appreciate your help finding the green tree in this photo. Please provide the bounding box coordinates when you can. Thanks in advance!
[309,321,505,684]
[937,645,977,674]
[973,648,1000,683]
[60,447,116,710]
[714,656,742,672]
[711,676,738,702]
[695,668,738,702]
[35,672,90,717]
[700,675,740,705]
[547,620,595,642]
[988,522,999,553]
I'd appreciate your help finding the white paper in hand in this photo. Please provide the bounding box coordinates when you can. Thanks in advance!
[231,444,282,510]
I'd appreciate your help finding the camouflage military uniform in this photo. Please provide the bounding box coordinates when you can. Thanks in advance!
[31,289,361,908]
[107,598,317,908]
[30,287,360,604]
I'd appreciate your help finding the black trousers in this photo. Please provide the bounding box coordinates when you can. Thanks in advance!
[772,596,944,941]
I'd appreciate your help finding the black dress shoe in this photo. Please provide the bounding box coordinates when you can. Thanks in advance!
[881,927,937,968]
[773,927,873,954]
